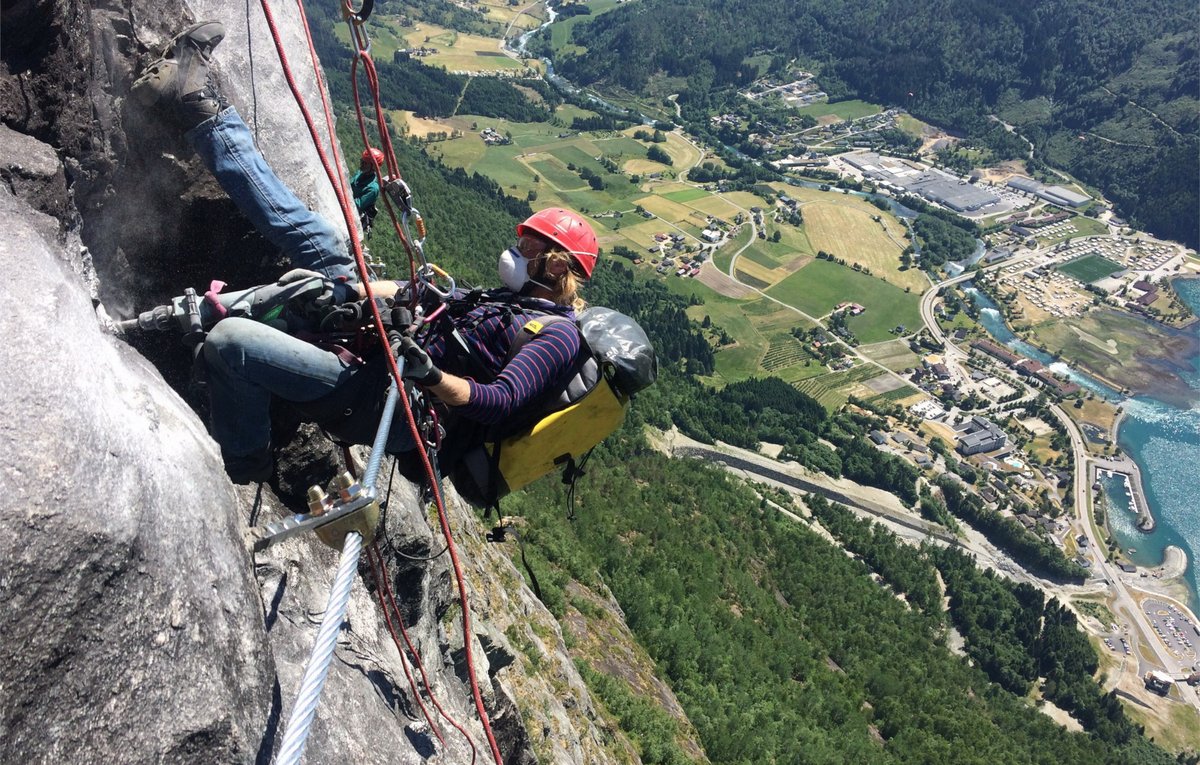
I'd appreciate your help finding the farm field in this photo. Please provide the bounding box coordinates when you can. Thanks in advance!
[673,285,817,384]
[767,183,924,292]
[1056,253,1124,283]
[393,111,472,141]
[865,385,924,408]
[546,0,623,55]
[859,340,921,372]
[400,23,529,73]
[479,0,546,33]
[414,93,929,405]
[664,187,709,203]
[792,364,892,411]
[766,259,922,343]
[529,157,586,190]
[713,226,755,274]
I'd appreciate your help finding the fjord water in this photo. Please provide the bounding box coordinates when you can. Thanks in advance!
[1112,278,1200,609]
[968,280,1200,608]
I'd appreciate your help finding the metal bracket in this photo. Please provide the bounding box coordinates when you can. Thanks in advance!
[251,492,378,552]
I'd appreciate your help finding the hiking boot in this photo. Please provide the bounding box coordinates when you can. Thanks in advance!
[132,21,228,128]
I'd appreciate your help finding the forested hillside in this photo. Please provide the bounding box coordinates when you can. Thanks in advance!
[306,3,553,122]
[506,434,1172,764]
[320,10,1174,757]
[549,0,1199,248]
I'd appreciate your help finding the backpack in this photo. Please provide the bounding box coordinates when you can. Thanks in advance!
[447,306,657,508]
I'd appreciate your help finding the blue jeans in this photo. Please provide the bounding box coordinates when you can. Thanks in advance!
[189,109,411,459]
[186,108,354,281]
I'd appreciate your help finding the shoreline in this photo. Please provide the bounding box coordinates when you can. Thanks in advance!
[978,273,1198,404]
[1165,274,1200,331]
[1127,546,1197,620]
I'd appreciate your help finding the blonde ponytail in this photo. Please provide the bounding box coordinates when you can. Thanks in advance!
[544,251,588,313]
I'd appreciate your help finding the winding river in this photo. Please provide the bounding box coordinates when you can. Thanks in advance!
[525,0,1200,607]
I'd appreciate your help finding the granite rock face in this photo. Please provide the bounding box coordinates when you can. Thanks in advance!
[0,1,632,763]
[0,183,273,763]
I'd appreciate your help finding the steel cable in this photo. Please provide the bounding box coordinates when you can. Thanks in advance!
[275,530,363,765]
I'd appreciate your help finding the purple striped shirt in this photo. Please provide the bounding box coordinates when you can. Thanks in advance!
[425,299,582,425]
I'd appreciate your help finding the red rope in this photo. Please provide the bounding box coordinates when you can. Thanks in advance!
[362,546,448,748]
[363,543,446,746]
[293,0,351,201]
[336,8,505,764]
[349,51,417,288]
[370,541,480,764]
[260,2,504,762]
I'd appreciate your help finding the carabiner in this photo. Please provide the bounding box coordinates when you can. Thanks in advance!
[343,0,374,23]
[417,262,456,300]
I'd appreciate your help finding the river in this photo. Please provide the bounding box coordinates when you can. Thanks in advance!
[524,2,1200,606]
[967,279,1200,609]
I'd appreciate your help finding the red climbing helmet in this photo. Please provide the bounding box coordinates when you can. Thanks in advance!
[516,207,599,279]
[361,147,384,167]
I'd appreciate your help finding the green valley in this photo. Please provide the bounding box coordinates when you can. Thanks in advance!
[305,0,1200,759]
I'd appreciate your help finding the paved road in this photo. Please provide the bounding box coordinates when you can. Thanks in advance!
[1051,402,1194,701]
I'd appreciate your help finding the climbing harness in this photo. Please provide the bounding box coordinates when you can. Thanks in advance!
[121,0,656,758]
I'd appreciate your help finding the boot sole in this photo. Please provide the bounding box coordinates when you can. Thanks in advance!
[157,21,225,59]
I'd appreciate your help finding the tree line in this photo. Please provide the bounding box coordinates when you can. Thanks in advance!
[506,435,1172,765]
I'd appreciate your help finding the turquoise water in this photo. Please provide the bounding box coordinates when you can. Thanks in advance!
[964,286,1123,400]
[967,279,1200,609]
[1113,278,1200,610]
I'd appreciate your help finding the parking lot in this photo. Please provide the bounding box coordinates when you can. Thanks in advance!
[1143,598,1198,666]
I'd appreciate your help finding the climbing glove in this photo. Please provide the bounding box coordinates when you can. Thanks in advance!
[277,268,357,315]
[398,337,443,387]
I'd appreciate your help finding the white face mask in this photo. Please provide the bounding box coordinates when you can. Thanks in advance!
[498,246,529,292]
[498,247,552,293]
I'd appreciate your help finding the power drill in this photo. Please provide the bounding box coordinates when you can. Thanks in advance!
[115,276,330,347]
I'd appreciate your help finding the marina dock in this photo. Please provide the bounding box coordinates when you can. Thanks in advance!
[1094,461,1155,532]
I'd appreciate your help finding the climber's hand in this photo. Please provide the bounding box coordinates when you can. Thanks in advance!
[398,337,443,387]
[277,268,358,309]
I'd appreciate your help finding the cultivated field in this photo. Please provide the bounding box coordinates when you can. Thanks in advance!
[410,77,921,407]
[766,259,922,343]
[792,364,893,411]
[859,340,922,372]
[767,184,926,292]
[401,23,528,73]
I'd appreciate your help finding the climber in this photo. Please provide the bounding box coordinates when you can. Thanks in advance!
[351,148,383,237]
[131,21,600,484]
